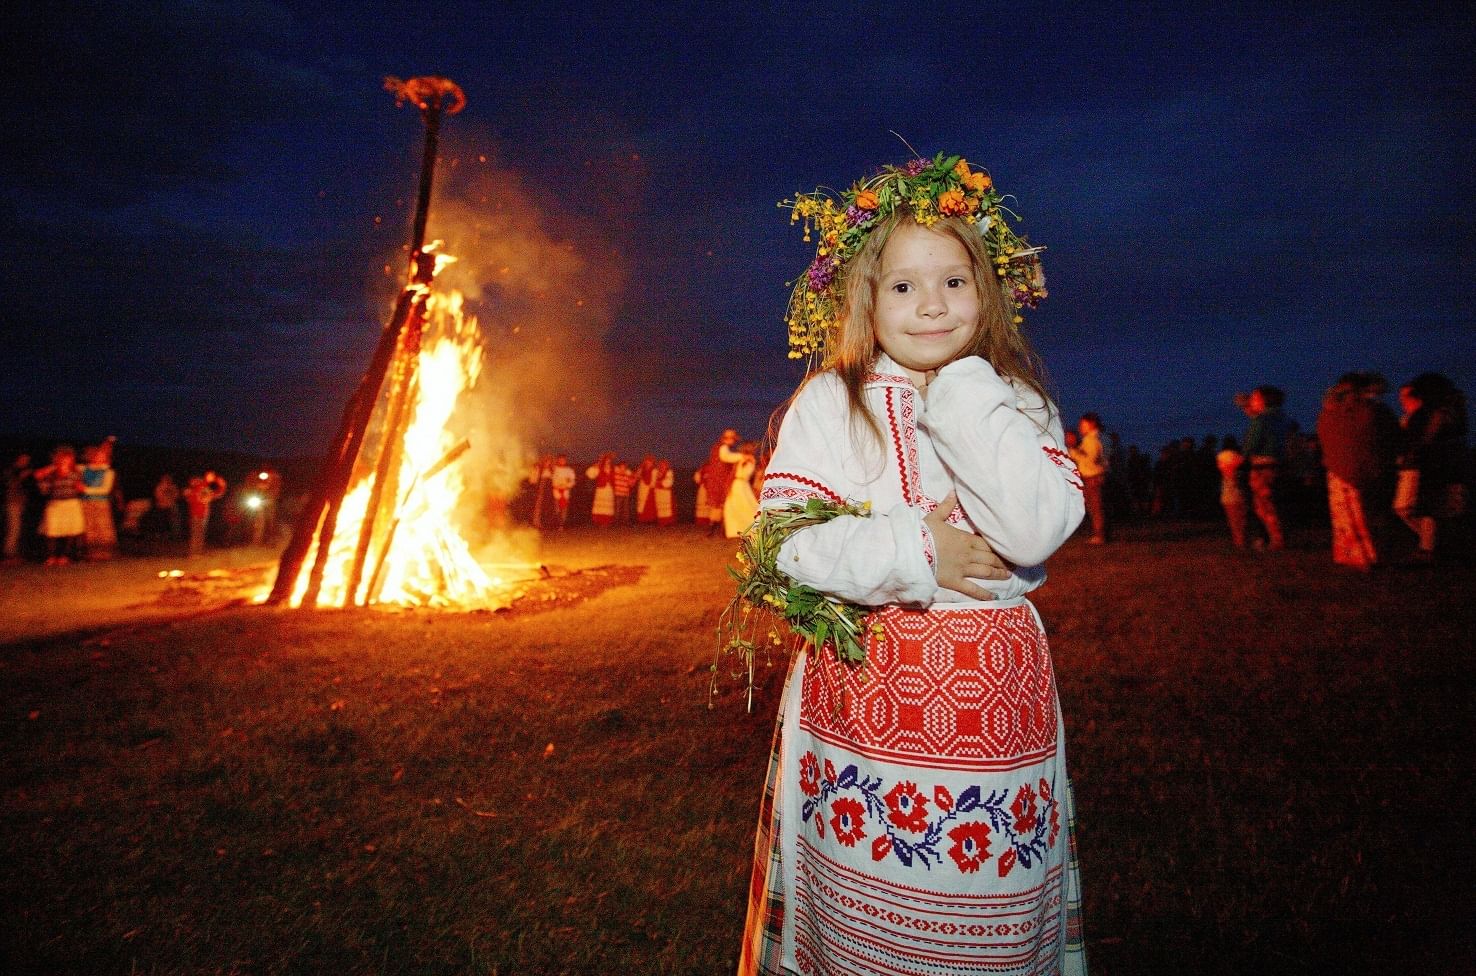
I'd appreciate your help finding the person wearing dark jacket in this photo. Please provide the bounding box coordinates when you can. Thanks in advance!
[1242,385,1298,550]
[1317,373,1399,569]
[1393,373,1469,561]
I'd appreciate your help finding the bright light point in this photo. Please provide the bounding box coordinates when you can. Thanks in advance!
[245,495,263,511]
[258,472,269,481]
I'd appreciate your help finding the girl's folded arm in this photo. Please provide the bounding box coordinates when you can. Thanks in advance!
[774,503,935,607]
[923,356,1085,566]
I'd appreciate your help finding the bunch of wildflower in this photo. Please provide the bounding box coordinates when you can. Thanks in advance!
[779,152,1046,369]
[711,498,881,712]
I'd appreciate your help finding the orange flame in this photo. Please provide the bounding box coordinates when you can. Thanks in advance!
[286,256,523,609]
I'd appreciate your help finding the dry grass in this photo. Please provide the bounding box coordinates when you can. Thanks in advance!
[1,523,1471,975]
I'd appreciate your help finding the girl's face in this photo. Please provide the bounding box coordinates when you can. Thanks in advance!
[872,222,980,387]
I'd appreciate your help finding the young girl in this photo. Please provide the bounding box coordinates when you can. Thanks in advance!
[36,445,87,565]
[738,155,1087,975]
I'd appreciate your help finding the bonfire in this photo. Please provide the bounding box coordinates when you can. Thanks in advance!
[269,76,529,610]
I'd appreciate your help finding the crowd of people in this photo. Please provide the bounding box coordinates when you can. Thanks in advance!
[523,427,765,537]
[5,440,122,565]
[1061,370,1470,568]
[3,444,284,564]
[6,370,1468,572]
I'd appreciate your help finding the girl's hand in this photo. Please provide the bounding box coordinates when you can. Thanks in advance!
[925,492,1010,600]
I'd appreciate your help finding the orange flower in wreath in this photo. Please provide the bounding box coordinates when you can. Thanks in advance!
[937,188,969,216]
[965,170,991,192]
[854,189,879,211]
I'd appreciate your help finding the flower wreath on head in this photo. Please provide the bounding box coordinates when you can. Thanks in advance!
[781,151,1047,369]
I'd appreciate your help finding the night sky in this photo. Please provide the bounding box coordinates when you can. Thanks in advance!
[5,2,1472,466]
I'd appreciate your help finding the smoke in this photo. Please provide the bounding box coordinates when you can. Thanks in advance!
[391,139,631,559]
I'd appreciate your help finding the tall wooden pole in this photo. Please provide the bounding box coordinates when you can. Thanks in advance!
[267,76,465,606]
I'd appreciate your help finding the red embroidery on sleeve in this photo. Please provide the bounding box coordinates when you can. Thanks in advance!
[760,472,844,504]
[1042,446,1085,491]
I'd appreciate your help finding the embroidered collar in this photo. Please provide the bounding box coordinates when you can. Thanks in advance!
[864,354,917,390]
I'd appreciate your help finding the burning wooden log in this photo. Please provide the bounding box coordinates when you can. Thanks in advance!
[364,438,471,603]
[268,76,466,608]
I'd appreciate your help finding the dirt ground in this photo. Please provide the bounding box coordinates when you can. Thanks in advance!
[0,546,282,645]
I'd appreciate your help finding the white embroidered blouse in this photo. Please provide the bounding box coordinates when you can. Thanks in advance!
[759,354,1085,608]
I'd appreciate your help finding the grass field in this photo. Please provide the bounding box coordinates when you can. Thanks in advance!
[1,523,1471,975]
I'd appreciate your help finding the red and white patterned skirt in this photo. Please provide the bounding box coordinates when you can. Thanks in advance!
[740,601,1087,976]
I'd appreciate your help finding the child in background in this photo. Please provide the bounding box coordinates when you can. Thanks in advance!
[35,446,86,565]
[738,155,1086,975]
[1216,435,1248,548]
[80,441,118,559]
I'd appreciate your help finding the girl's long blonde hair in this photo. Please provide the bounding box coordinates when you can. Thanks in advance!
[813,212,1054,449]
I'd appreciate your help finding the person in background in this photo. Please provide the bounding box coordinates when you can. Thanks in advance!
[526,455,554,529]
[692,463,709,528]
[702,430,740,535]
[550,455,576,530]
[184,471,227,556]
[635,455,658,524]
[1241,385,1297,550]
[1126,445,1153,517]
[248,469,283,546]
[586,453,616,527]
[722,441,759,538]
[1216,435,1248,548]
[653,458,677,526]
[35,445,86,565]
[1069,412,1109,544]
[80,441,118,560]
[1317,372,1399,570]
[153,474,182,540]
[1394,373,1469,562]
[1194,435,1221,518]
[4,452,35,562]
[613,460,636,525]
